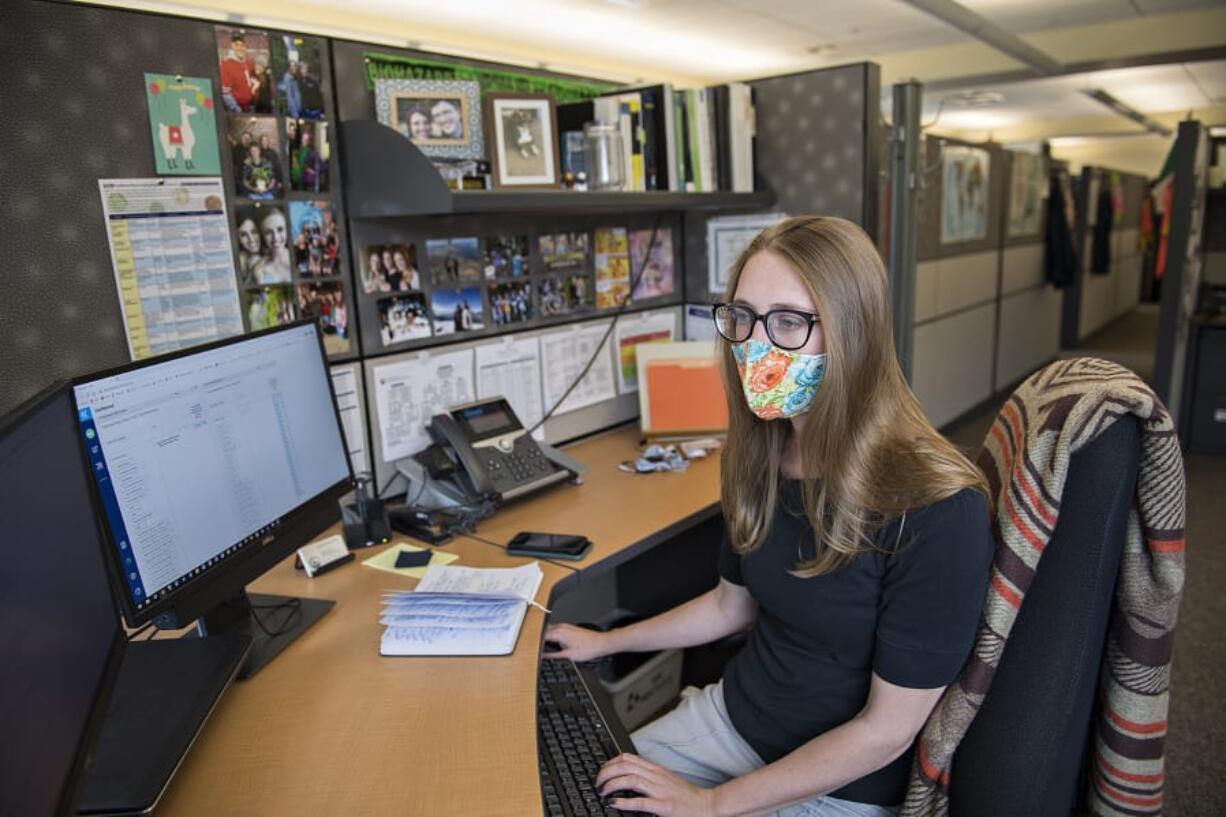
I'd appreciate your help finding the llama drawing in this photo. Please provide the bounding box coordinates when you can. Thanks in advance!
[159,98,198,170]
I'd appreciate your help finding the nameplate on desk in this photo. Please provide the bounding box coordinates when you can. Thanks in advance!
[298,535,353,577]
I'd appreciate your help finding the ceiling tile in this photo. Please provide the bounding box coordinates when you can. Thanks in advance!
[1183,59,1226,106]
[960,0,1137,32]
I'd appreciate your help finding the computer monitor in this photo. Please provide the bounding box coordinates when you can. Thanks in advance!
[0,384,125,817]
[71,320,353,676]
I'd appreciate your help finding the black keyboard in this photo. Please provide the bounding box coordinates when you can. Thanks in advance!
[538,658,643,817]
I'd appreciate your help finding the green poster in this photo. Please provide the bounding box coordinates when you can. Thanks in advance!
[144,73,222,175]
[362,52,617,104]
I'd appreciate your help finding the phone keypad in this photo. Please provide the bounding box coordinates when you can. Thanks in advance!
[486,440,555,491]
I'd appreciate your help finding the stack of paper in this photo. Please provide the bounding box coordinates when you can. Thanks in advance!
[379,563,543,657]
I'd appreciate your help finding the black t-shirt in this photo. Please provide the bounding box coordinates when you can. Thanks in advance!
[719,483,993,806]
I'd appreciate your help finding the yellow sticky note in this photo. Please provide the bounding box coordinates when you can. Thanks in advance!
[361,542,458,579]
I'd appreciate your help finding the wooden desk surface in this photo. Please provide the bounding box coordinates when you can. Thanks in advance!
[156,425,721,816]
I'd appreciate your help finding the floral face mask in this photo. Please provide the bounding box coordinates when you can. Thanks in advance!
[731,339,826,420]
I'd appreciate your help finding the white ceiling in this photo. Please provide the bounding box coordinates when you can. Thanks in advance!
[302,0,1225,78]
[915,58,1226,137]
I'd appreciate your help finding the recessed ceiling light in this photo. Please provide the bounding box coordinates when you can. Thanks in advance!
[949,90,1005,108]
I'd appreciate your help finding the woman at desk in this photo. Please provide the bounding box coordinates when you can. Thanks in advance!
[546,216,993,817]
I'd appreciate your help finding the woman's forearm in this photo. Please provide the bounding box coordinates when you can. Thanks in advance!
[711,713,912,817]
[606,582,755,655]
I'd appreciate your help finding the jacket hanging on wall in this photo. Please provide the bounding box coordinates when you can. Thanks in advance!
[1044,174,1078,289]
[1091,187,1114,274]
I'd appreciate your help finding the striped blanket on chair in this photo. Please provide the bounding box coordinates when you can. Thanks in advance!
[903,357,1186,816]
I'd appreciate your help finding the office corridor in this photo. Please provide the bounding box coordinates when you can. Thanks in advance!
[942,305,1224,816]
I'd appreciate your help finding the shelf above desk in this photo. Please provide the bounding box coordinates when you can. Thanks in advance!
[342,119,775,218]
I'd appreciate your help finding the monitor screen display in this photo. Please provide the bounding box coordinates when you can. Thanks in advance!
[0,386,123,817]
[72,323,351,617]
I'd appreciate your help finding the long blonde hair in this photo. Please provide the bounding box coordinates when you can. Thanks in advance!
[720,216,987,577]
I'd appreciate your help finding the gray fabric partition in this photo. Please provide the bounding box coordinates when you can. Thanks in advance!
[0,0,353,417]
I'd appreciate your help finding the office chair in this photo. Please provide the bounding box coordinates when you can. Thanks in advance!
[947,414,1138,816]
[905,357,1185,817]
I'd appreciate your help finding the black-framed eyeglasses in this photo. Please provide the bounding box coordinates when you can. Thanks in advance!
[712,303,820,351]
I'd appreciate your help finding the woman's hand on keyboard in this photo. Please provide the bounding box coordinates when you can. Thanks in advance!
[597,753,717,816]
[543,623,611,662]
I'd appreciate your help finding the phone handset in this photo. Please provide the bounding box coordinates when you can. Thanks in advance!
[427,413,497,498]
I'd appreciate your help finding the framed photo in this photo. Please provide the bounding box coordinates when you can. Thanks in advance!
[485,93,560,189]
[374,78,484,160]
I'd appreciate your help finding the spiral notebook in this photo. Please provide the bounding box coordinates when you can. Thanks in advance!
[379,563,544,656]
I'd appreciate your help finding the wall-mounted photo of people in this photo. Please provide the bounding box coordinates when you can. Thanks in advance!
[378,293,432,346]
[539,231,588,270]
[216,26,273,114]
[247,285,295,330]
[289,200,339,278]
[286,118,329,193]
[426,237,482,286]
[235,203,291,285]
[489,281,533,327]
[227,116,283,200]
[538,277,568,318]
[566,273,592,311]
[430,286,484,335]
[362,244,421,294]
[629,226,675,299]
[295,281,348,354]
[482,234,529,279]
[271,34,325,120]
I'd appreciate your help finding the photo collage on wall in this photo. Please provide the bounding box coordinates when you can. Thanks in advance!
[361,224,676,351]
[215,25,349,355]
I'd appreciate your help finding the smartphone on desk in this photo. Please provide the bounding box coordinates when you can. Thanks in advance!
[506,531,592,561]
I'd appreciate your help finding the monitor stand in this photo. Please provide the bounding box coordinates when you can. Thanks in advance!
[76,634,251,816]
[197,590,334,679]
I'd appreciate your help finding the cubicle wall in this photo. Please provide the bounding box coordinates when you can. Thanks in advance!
[1,0,360,415]
[363,307,681,492]
[909,138,1059,428]
[910,137,1006,428]
[681,62,883,303]
[1075,167,1147,340]
[996,152,1060,391]
[1,0,886,479]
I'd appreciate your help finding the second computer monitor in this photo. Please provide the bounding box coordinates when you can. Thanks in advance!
[71,321,352,632]
[0,384,125,817]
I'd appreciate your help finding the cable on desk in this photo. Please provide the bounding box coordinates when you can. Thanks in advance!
[223,595,303,638]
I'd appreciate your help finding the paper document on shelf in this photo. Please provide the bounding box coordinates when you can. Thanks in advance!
[476,335,545,440]
[362,543,459,579]
[540,322,616,416]
[684,304,717,342]
[413,562,544,604]
[614,310,677,394]
[330,365,369,476]
[372,349,475,464]
[707,213,788,295]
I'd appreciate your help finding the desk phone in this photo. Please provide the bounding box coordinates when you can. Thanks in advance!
[428,397,571,503]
